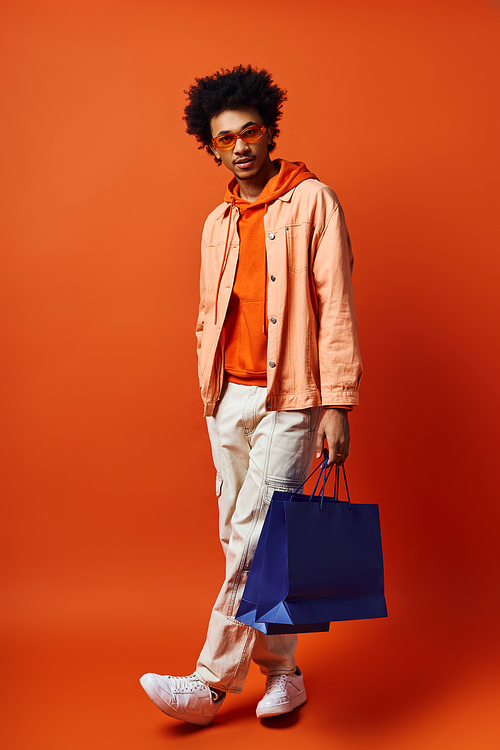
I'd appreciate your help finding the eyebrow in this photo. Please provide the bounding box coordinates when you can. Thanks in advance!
[215,121,258,136]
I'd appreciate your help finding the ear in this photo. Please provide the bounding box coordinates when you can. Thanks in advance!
[210,145,222,166]
[267,125,274,146]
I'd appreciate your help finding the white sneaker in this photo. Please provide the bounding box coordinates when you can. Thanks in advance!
[256,667,306,718]
[139,672,225,726]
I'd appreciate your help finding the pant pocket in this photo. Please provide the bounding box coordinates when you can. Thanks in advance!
[216,472,223,498]
[264,477,302,505]
[308,406,322,435]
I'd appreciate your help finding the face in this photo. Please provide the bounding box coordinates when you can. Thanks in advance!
[210,106,273,182]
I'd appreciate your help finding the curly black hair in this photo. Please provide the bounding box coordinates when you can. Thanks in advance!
[183,64,287,164]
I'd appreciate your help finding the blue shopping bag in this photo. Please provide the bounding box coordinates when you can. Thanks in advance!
[236,458,387,633]
[235,481,330,634]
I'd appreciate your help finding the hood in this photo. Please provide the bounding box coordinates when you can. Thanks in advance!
[224,159,318,209]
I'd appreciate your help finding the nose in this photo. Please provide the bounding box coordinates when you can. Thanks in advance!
[233,137,250,154]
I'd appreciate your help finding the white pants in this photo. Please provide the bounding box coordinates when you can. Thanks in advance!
[195,382,322,693]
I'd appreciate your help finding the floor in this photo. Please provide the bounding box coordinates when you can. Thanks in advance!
[3,572,499,750]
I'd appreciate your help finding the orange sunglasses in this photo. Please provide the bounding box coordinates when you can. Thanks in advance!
[212,124,267,151]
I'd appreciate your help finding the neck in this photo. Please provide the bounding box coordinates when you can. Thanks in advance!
[237,157,280,202]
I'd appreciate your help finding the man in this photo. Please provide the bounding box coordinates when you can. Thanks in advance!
[140,64,362,726]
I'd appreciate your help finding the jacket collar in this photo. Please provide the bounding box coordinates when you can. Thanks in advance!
[275,185,297,203]
[216,185,298,221]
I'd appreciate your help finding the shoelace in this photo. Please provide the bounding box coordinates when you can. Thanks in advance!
[264,674,288,694]
[169,674,220,703]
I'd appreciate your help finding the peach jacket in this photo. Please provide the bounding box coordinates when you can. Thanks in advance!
[196,178,363,417]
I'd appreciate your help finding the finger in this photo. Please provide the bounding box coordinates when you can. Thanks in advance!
[325,445,337,467]
[335,439,350,465]
[323,437,336,467]
[315,430,325,460]
[324,436,343,466]
[326,440,343,466]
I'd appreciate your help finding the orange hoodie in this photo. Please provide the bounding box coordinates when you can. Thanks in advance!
[223,159,317,385]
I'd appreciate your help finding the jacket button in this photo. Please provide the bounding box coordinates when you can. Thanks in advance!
[266,401,272,409]
[270,317,277,324]
[269,361,276,368]
[270,275,276,282]
[269,233,275,240]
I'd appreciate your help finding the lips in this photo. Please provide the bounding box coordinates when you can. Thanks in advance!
[234,157,255,169]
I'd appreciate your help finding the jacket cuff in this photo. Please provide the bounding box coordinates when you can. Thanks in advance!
[321,387,359,408]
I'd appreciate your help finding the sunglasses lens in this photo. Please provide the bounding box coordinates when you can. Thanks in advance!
[215,134,237,150]
[240,126,262,142]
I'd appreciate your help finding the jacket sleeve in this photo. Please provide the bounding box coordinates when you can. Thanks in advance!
[312,201,363,407]
[195,234,207,386]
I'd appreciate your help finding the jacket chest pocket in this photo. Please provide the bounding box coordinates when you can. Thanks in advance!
[283,223,314,272]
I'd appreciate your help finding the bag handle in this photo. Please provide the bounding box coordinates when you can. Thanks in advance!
[292,453,352,511]
[292,455,328,497]
[330,463,352,512]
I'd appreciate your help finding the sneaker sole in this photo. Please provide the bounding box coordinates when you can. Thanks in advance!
[139,675,215,727]
[256,692,307,719]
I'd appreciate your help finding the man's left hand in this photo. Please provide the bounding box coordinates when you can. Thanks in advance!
[315,408,350,467]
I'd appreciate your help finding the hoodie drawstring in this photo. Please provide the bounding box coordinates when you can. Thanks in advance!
[214,198,234,326]
[263,202,269,335]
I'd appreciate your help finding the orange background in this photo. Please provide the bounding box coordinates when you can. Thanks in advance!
[1,1,500,748]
